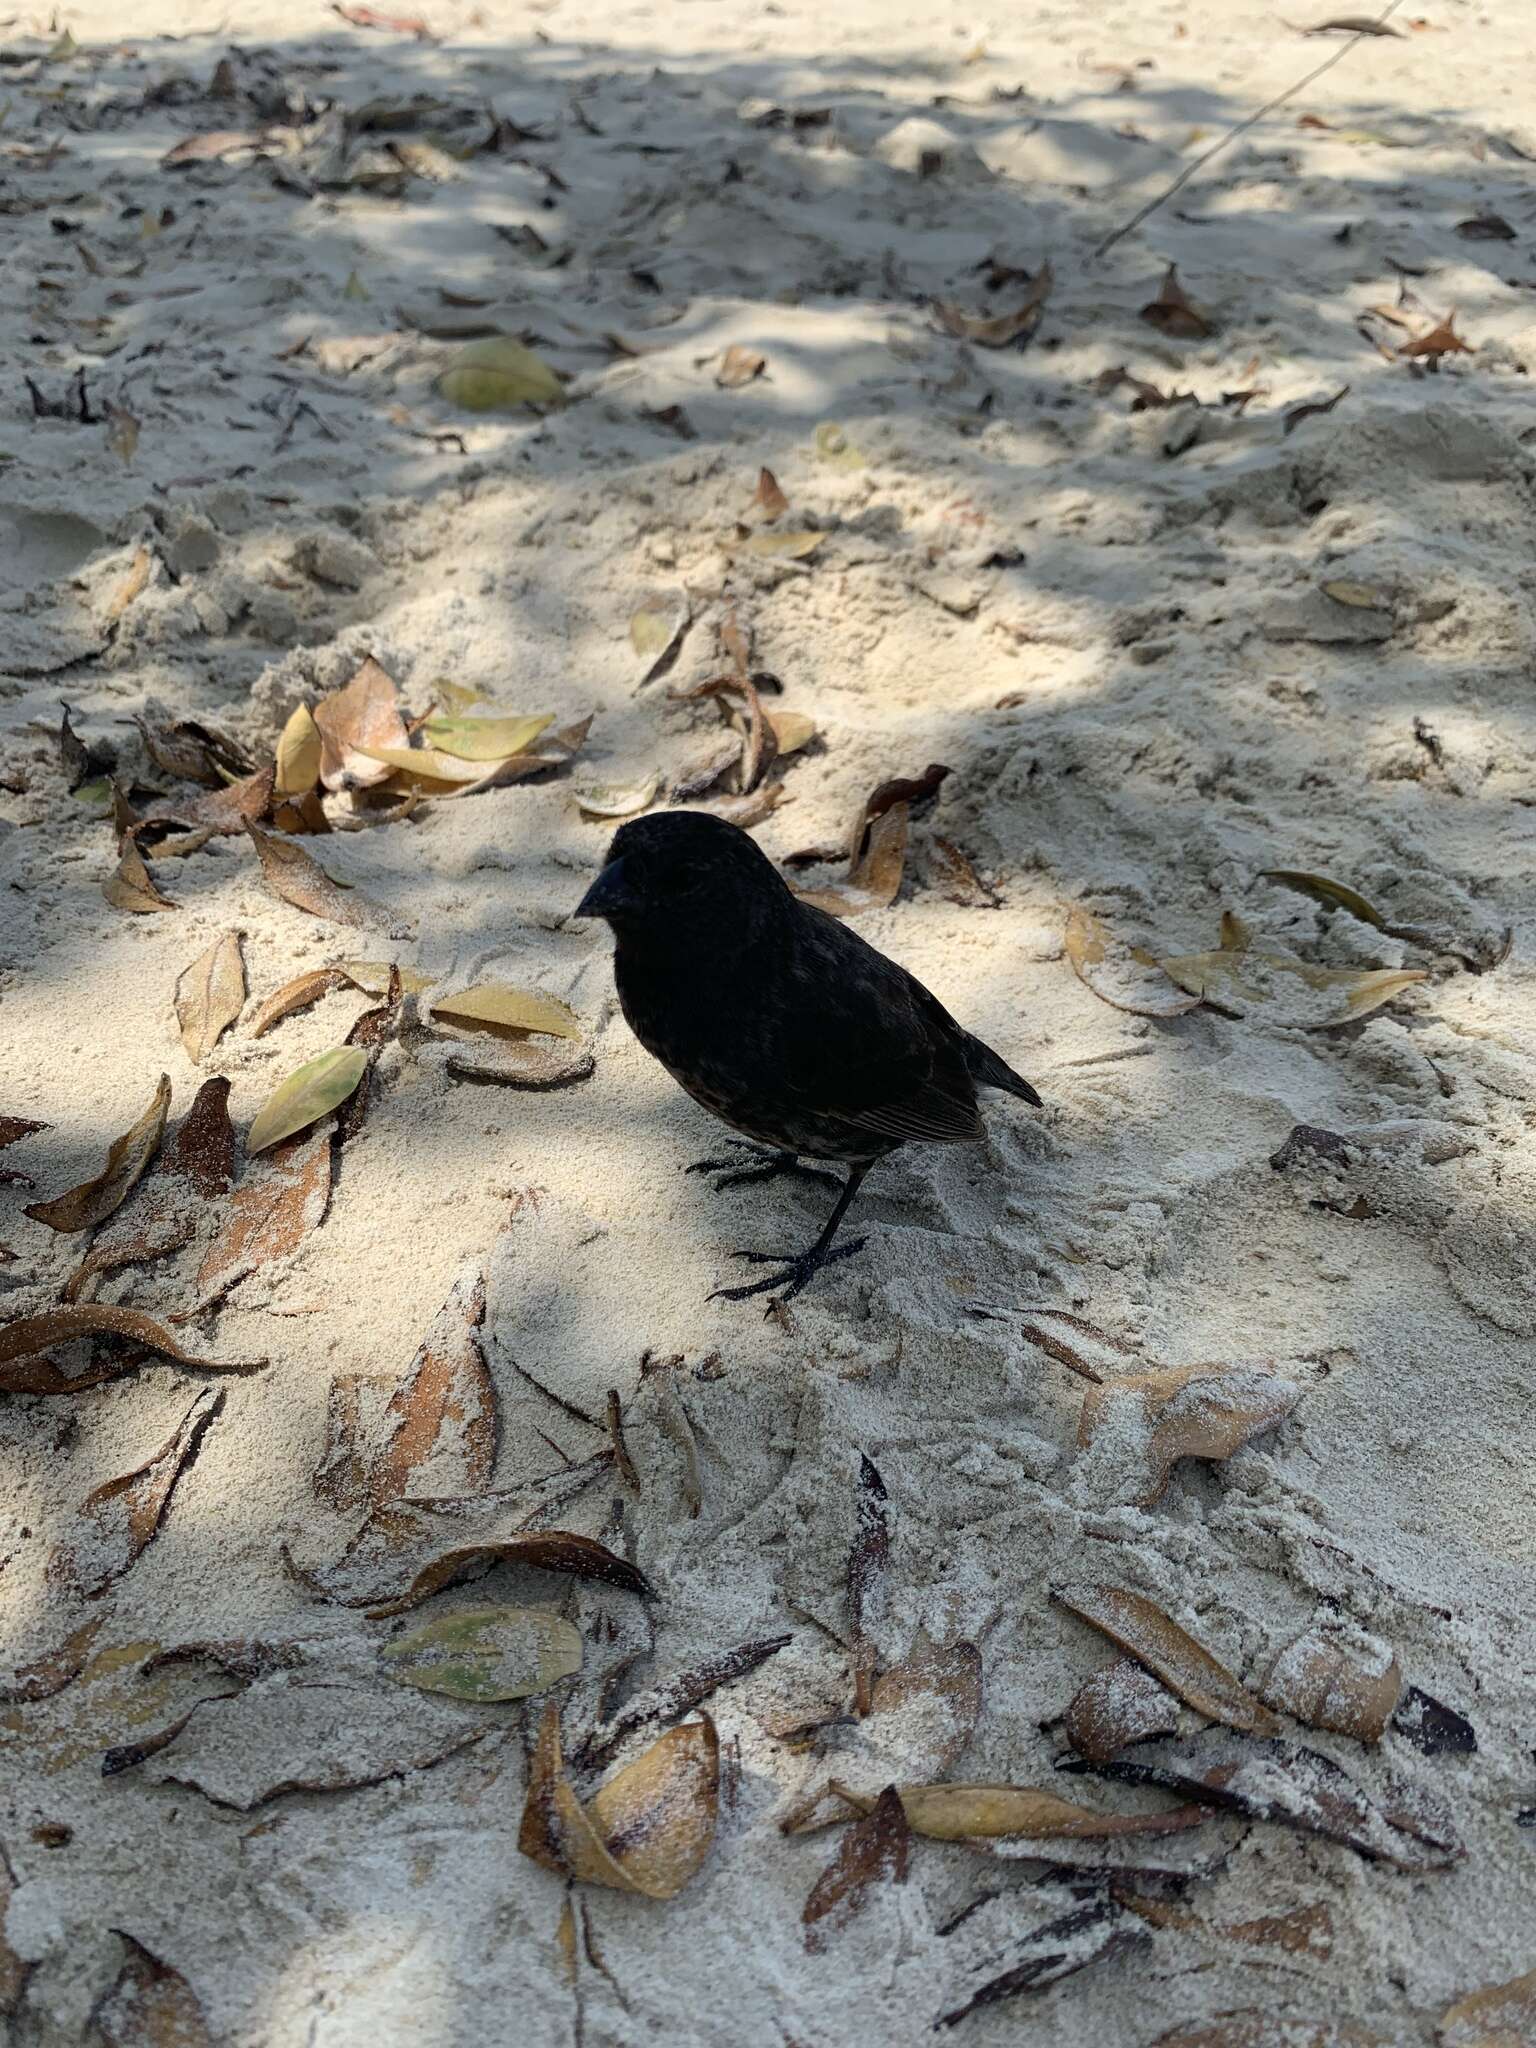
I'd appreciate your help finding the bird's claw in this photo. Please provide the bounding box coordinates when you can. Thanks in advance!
[709,1235,868,1308]
[686,1141,842,1193]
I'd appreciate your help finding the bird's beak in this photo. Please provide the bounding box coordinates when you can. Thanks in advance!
[575,856,635,923]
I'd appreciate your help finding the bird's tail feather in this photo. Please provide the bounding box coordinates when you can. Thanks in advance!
[963,1034,1042,1108]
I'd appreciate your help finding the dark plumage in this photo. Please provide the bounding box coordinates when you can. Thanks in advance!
[575,811,1040,1303]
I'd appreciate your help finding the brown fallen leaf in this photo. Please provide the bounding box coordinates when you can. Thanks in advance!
[1152,2014,1387,2048]
[1066,907,1201,1018]
[1140,264,1213,340]
[103,836,176,915]
[805,1785,910,1950]
[574,1633,792,1772]
[332,4,433,38]
[51,1387,224,1597]
[248,965,357,1037]
[1053,1584,1277,1735]
[139,761,275,839]
[935,262,1053,348]
[133,716,252,787]
[0,1614,106,1704]
[313,657,410,791]
[107,544,153,620]
[160,128,265,167]
[195,1125,333,1307]
[936,1893,1149,2028]
[520,1701,718,1898]
[372,1268,498,1501]
[839,1780,1209,1843]
[1064,1657,1181,1763]
[754,467,788,520]
[716,344,766,388]
[91,1931,214,2048]
[25,1075,170,1233]
[174,931,245,1065]
[245,823,401,933]
[1262,1627,1403,1742]
[926,836,998,908]
[1439,1968,1536,2048]
[1299,13,1404,31]
[0,1303,260,1392]
[791,768,953,917]
[64,1077,235,1301]
[349,1530,654,1617]
[1,1844,30,2020]
[1399,310,1475,360]
[1077,1362,1303,1506]
[847,1453,890,1716]
[1283,383,1350,436]
[1120,1894,1335,1958]
[443,1040,594,1088]
[1158,918,1428,1027]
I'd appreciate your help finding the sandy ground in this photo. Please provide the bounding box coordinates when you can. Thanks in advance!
[3,0,1536,2041]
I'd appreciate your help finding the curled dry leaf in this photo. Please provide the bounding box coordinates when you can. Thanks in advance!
[103,836,175,915]
[275,703,323,797]
[306,1530,657,1618]
[51,1386,224,1598]
[767,710,816,757]
[741,529,825,561]
[793,775,918,917]
[246,823,401,934]
[936,1893,1149,2028]
[106,544,152,621]
[132,715,251,787]
[444,1040,594,1088]
[1393,1686,1477,1757]
[140,760,274,837]
[362,750,503,793]
[382,1604,582,1701]
[1438,1969,1536,2048]
[1399,311,1474,360]
[1066,908,1201,1018]
[1282,384,1350,436]
[248,966,355,1037]
[839,1781,1209,1843]
[935,263,1053,348]
[573,773,661,820]
[1263,1627,1403,1742]
[1077,1362,1302,1506]
[1158,918,1427,1027]
[195,1126,333,1307]
[1064,1657,1181,1763]
[313,657,409,791]
[847,1454,891,1716]
[91,1932,214,2048]
[804,1786,910,1950]
[25,1074,170,1234]
[442,713,593,796]
[0,1614,105,1704]
[430,984,582,1041]
[629,593,691,686]
[754,466,788,519]
[1053,1584,1277,1735]
[174,931,245,1065]
[1140,264,1213,339]
[574,1632,792,1771]
[520,1701,719,1899]
[927,836,998,908]
[438,336,565,410]
[0,1303,261,1393]
[716,344,766,388]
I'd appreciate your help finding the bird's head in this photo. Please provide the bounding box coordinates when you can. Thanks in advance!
[574,811,788,942]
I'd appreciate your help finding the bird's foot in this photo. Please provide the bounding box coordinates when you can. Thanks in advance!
[685,1140,842,1193]
[709,1235,868,1308]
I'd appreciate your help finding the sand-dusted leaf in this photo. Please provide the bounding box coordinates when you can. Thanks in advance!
[0,1303,261,1392]
[444,1040,594,1088]
[1073,1733,1462,1870]
[430,983,582,1041]
[142,1639,307,1684]
[1393,1686,1476,1757]
[313,657,409,792]
[246,823,400,932]
[1140,263,1213,339]
[575,1633,793,1771]
[840,1781,1208,1843]
[174,931,245,1064]
[419,713,553,761]
[1157,924,1427,1027]
[814,422,866,470]
[247,1046,368,1154]
[629,593,690,686]
[438,336,565,410]
[1263,1627,1402,1742]
[1154,2017,1388,2048]
[51,1387,223,1598]
[1399,310,1474,360]
[927,837,998,908]
[132,715,252,787]
[63,1077,235,1301]
[338,959,436,999]
[196,1126,333,1305]
[1064,1657,1181,1763]
[106,543,153,620]
[805,1786,909,1950]
[275,703,323,797]
[767,710,816,757]
[140,760,274,837]
[573,773,661,820]
[1263,869,1388,927]
[741,529,825,560]
[1053,1584,1276,1734]
[382,1604,581,1701]
[847,1454,891,1716]
[1321,579,1389,611]
[360,1529,654,1617]
[373,1267,497,1500]
[25,1074,170,1233]
[103,836,175,915]
[91,1931,214,2048]
[716,344,766,389]
[1066,908,1201,1018]
[754,466,789,518]
[0,1614,106,1704]
[1439,1968,1536,2047]
[1077,1362,1302,1506]
[935,264,1052,348]
[936,1892,1149,2027]
[138,1681,481,1809]
[1,1843,30,2019]
[248,966,356,1037]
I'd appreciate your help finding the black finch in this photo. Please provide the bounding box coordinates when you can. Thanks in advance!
[576,811,1041,1305]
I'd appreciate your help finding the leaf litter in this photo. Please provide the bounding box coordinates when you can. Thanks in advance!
[174,931,245,1064]
[50,1387,225,1598]
[24,1074,171,1233]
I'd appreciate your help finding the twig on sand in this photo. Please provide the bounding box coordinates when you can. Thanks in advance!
[1094,0,1408,259]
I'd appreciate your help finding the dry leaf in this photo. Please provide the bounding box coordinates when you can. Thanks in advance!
[25,1074,170,1233]
[373,1267,498,1500]
[246,1046,368,1154]
[1140,264,1213,339]
[195,1126,333,1306]
[847,1454,890,1716]
[1455,214,1515,241]
[319,1529,656,1618]
[419,713,553,761]
[1282,383,1350,435]
[1158,921,1427,1027]
[246,823,401,933]
[716,344,766,388]
[840,1781,1209,1843]
[132,716,251,786]
[313,657,409,791]
[1153,2015,1387,2048]
[248,966,356,1037]
[140,761,274,837]
[1077,1363,1302,1505]
[575,1633,792,1771]
[103,837,176,915]
[0,1303,260,1393]
[927,836,998,908]
[0,1846,26,2019]
[274,704,323,797]
[174,931,245,1065]
[1066,908,1201,1018]
[382,1605,581,1701]
[1064,1658,1181,1763]
[741,529,825,561]
[814,422,866,470]
[936,1893,1149,2028]
[438,336,565,409]
[1263,1627,1403,1742]
[804,1786,909,1950]
[1321,578,1389,611]
[794,803,907,918]
[767,710,816,757]
[1399,310,1475,359]
[754,467,788,519]
[935,263,1053,348]
[160,128,264,167]
[1053,1584,1277,1734]
[91,1932,214,2048]
[1439,1969,1536,2047]
[1393,1686,1477,1757]
[439,713,592,796]
[0,1615,106,1704]
[573,773,661,820]
[444,1040,594,1088]
[430,983,582,1041]
[629,595,690,686]
[107,544,152,620]
[51,1387,223,1597]
[63,1077,235,1301]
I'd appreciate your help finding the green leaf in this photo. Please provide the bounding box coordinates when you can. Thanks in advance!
[437,337,565,412]
[382,1605,582,1701]
[247,1046,368,1154]
[420,714,553,762]
[1262,870,1388,930]
[430,983,582,1041]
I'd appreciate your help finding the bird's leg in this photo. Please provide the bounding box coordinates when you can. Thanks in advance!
[685,1138,842,1193]
[710,1164,872,1306]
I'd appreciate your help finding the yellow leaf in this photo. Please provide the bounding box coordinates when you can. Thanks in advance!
[350,744,498,785]
[437,337,565,411]
[430,983,582,1041]
[107,545,151,621]
[247,1046,369,1154]
[274,705,323,798]
[337,960,435,998]
[767,710,816,757]
[741,530,825,560]
[814,422,866,470]
[420,714,553,762]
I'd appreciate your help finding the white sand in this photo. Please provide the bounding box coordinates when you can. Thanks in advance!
[3,0,1536,2040]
